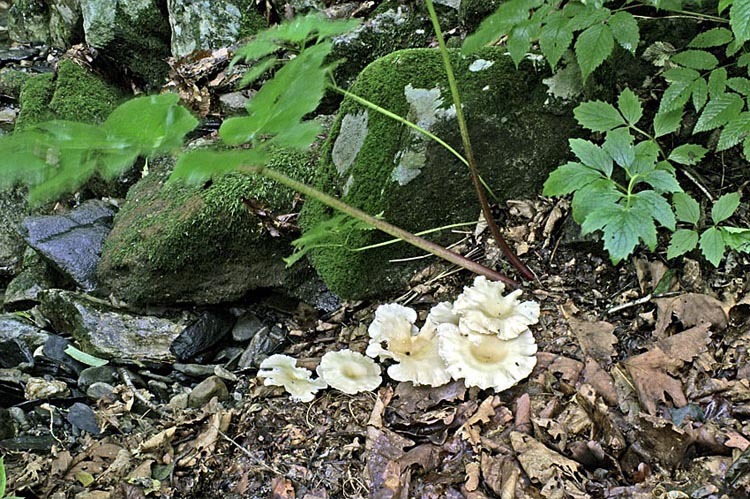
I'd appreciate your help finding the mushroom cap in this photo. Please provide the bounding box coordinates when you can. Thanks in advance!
[453,276,540,339]
[366,303,419,360]
[258,354,328,403]
[317,349,382,395]
[437,323,537,392]
[419,301,459,336]
[385,332,452,387]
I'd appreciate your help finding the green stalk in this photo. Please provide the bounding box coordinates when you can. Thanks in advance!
[424,0,535,281]
[240,163,521,288]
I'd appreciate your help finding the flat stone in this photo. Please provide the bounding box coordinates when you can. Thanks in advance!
[187,375,228,408]
[66,402,100,435]
[78,365,117,391]
[231,312,266,342]
[237,324,286,369]
[170,310,235,361]
[3,248,59,311]
[86,382,115,400]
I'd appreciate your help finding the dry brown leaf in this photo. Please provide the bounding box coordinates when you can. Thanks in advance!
[271,476,296,499]
[632,414,691,469]
[623,324,711,414]
[465,461,481,491]
[634,258,669,294]
[365,426,413,499]
[654,293,728,337]
[568,317,617,364]
[576,384,626,451]
[582,358,618,406]
[510,432,587,498]
[459,396,501,447]
[725,431,750,451]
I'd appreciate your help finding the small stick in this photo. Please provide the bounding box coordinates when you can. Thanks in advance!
[117,368,172,419]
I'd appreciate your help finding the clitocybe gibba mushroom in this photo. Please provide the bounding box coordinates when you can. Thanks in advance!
[317,349,382,394]
[258,354,328,402]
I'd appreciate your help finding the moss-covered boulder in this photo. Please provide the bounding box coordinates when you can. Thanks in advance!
[97,150,317,306]
[301,48,579,299]
[15,59,124,131]
[7,0,51,44]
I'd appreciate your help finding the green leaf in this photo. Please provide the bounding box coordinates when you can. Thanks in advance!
[653,109,683,137]
[721,226,750,252]
[663,67,702,83]
[688,27,734,48]
[617,88,643,125]
[170,149,269,185]
[711,191,741,223]
[539,14,573,69]
[690,77,708,112]
[639,169,682,193]
[631,139,660,174]
[543,162,603,196]
[462,0,539,54]
[569,138,613,176]
[667,229,699,258]
[659,80,694,113]
[632,190,676,230]
[285,214,374,266]
[717,112,750,150]
[699,226,726,266]
[708,68,728,98]
[571,178,622,223]
[673,192,700,224]
[574,100,626,132]
[507,21,539,67]
[268,121,322,149]
[738,53,750,67]
[64,345,108,367]
[668,143,708,165]
[693,93,745,133]
[566,4,610,31]
[603,128,635,167]
[720,0,734,14]
[582,204,657,263]
[575,23,615,82]
[0,455,6,498]
[727,77,750,95]
[238,57,278,88]
[670,50,719,70]
[730,0,750,45]
[608,11,639,53]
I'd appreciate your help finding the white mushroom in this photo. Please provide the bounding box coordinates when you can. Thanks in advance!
[366,303,419,359]
[383,329,452,387]
[453,276,540,339]
[437,323,537,392]
[317,349,382,394]
[258,354,328,403]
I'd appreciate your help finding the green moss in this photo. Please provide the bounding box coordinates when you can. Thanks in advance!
[49,60,124,123]
[237,3,268,39]
[302,48,579,299]
[15,73,55,131]
[0,69,32,99]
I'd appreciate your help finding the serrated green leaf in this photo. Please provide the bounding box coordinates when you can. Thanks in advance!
[670,50,719,70]
[663,67,702,83]
[688,27,734,48]
[721,226,750,252]
[712,191,741,222]
[539,15,573,69]
[631,189,676,230]
[631,140,660,174]
[708,68,728,98]
[639,169,683,193]
[268,121,322,149]
[571,178,622,223]
[653,109,683,137]
[566,4,610,31]
[726,37,743,56]
[738,53,750,67]
[507,21,539,67]
[730,0,750,45]
[569,138,613,176]
[721,0,735,13]
[64,345,108,367]
[659,80,693,113]
[574,100,626,132]
[690,77,708,112]
[668,143,708,165]
[673,192,700,224]
[727,77,750,95]
[718,112,750,150]
[462,0,539,54]
[170,149,269,185]
[238,57,278,88]
[543,162,604,196]
[575,24,614,82]
[608,11,639,53]
[699,226,726,266]
[694,93,745,133]
[667,229,699,258]
[617,88,643,125]
[582,204,656,263]
[603,128,635,167]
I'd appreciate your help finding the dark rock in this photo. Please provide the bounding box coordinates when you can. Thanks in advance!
[3,247,60,311]
[77,365,117,391]
[230,312,265,342]
[8,407,29,430]
[86,381,115,401]
[0,368,29,407]
[0,313,49,368]
[170,310,235,361]
[173,363,218,378]
[66,402,100,435]
[42,334,86,376]
[21,200,116,293]
[39,289,184,363]
[147,380,169,401]
[0,408,15,439]
[187,375,229,408]
[0,433,56,451]
[237,324,286,368]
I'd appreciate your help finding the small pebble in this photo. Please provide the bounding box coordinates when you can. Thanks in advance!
[187,376,229,408]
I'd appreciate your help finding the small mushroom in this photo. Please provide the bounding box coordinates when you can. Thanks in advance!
[437,323,537,392]
[453,276,540,339]
[317,349,382,395]
[258,354,328,402]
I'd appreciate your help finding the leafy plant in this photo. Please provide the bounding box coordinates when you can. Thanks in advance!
[0,456,22,499]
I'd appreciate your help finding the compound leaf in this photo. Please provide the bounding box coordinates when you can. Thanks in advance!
[667,229,699,258]
[574,100,626,132]
[575,23,614,82]
[693,92,744,133]
[712,191,741,223]
[699,226,726,266]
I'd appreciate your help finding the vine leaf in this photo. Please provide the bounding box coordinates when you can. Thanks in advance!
[575,23,614,82]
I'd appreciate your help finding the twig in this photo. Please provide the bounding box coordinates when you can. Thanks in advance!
[117,368,172,419]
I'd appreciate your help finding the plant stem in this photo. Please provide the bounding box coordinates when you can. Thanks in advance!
[241,164,521,288]
[424,0,535,281]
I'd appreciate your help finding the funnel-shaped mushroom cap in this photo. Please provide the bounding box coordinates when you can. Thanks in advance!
[259,354,328,402]
[317,349,382,394]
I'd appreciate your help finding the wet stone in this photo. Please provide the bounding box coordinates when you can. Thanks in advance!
[77,365,117,391]
[0,408,15,439]
[170,310,235,361]
[237,324,287,369]
[66,402,100,435]
[86,382,115,401]
[173,363,217,378]
[42,334,86,376]
[3,247,59,311]
[0,314,50,366]
[231,312,266,342]
[169,392,188,410]
[187,375,229,408]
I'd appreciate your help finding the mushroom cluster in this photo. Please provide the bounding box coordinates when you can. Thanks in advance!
[257,276,539,402]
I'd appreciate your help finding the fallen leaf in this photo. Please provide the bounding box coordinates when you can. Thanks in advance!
[654,293,728,337]
[465,461,480,491]
[365,426,414,499]
[632,414,691,469]
[272,476,296,499]
[568,317,617,364]
[582,358,618,406]
[510,432,587,498]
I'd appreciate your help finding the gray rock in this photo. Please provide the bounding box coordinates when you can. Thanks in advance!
[77,365,117,391]
[0,188,30,283]
[218,91,250,115]
[187,375,228,407]
[0,314,49,368]
[86,381,115,400]
[8,0,51,44]
[237,324,286,368]
[173,363,217,378]
[147,380,169,401]
[21,200,115,293]
[167,0,244,58]
[8,407,29,430]
[170,310,235,361]
[42,334,86,376]
[169,392,188,409]
[230,312,265,342]
[0,408,15,440]
[49,0,84,48]
[66,402,100,435]
[38,289,184,363]
[4,248,59,311]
